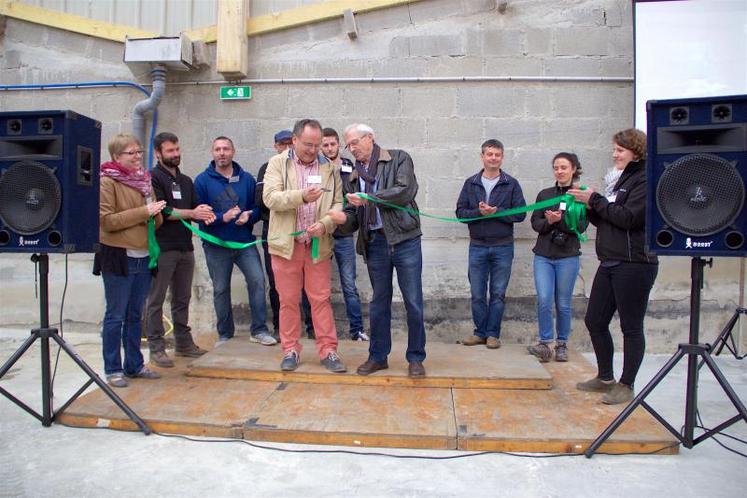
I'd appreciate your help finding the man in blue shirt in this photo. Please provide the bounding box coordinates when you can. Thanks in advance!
[455,139,526,349]
[195,136,276,347]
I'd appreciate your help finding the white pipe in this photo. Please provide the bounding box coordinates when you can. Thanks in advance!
[132,65,167,147]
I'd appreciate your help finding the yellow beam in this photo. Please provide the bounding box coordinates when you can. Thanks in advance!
[2,0,426,44]
[0,0,156,42]
[183,0,425,43]
[216,0,249,79]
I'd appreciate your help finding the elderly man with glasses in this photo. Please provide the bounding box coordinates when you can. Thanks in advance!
[328,123,427,378]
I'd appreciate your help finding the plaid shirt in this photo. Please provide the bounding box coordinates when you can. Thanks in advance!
[292,150,320,244]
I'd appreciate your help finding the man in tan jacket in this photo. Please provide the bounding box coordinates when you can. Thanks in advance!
[263,119,346,373]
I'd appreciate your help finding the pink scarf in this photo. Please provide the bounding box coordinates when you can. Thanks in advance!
[101,161,152,197]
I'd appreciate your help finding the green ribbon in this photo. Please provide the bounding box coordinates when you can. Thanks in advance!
[355,192,587,241]
[147,208,319,269]
[147,191,587,268]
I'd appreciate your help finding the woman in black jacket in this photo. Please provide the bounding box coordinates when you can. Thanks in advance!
[568,129,658,405]
[528,152,586,363]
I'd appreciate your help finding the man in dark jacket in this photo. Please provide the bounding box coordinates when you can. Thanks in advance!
[455,139,526,349]
[144,132,216,367]
[194,136,276,347]
[328,123,426,377]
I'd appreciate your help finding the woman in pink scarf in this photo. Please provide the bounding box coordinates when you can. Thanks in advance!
[95,133,165,388]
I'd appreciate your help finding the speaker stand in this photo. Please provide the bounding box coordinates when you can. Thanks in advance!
[705,307,747,360]
[585,257,747,457]
[0,254,151,434]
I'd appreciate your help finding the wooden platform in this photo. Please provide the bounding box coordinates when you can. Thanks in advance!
[57,341,678,454]
[188,338,553,389]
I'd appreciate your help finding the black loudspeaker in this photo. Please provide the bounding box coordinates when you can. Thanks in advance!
[0,110,101,253]
[646,94,747,256]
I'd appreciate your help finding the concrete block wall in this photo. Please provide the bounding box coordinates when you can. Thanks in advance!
[1,0,744,352]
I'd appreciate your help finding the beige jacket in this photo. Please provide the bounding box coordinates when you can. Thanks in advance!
[99,176,163,250]
[262,149,342,261]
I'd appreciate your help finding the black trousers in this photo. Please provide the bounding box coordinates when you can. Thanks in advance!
[584,261,658,386]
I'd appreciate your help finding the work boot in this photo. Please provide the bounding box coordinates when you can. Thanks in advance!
[486,337,502,349]
[150,350,174,368]
[527,343,553,362]
[174,344,208,358]
[601,383,634,405]
[576,376,616,393]
[461,335,487,346]
[554,343,568,362]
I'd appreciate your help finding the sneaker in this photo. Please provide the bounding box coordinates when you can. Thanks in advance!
[527,343,553,362]
[486,337,501,349]
[250,332,278,346]
[602,383,634,405]
[175,344,208,358]
[150,350,174,368]
[106,373,128,388]
[461,335,487,346]
[125,366,161,379]
[280,351,299,371]
[554,344,568,362]
[351,331,370,341]
[321,352,347,373]
[576,376,616,393]
[214,336,229,348]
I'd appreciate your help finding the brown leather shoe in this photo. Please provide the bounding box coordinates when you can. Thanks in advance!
[356,359,388,376]
[175,344,208,358]
[486,337,501,349]
[461,335,487,346]
[408,361,426,378]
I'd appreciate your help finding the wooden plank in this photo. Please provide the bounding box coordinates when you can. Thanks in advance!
[454,350,679,454]
[0,0,155,42]
[188,337,553,390]
[243,383,457,449]
[57,363,280,438]
[216,0,249,78]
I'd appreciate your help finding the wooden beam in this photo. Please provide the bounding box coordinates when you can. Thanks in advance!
[216,0,249,79]
[0,0,155,42]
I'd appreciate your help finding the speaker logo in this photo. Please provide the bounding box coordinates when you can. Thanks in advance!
[685,237,713,249]
[18,236,40,247]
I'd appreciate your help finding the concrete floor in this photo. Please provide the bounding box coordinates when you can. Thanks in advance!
[0,327,745,498]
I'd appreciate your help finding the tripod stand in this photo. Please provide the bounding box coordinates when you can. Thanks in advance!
[706,307,747,360]
[0,254,151,434]
[585,257,747,457]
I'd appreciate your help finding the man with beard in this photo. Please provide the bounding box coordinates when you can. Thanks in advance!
[144,132,216,367]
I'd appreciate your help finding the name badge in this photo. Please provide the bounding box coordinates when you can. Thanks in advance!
[559,202,566,211]
[341,165,353,173]
[229,176,240,183]
[172,183,182,200]
[307,175,322,184]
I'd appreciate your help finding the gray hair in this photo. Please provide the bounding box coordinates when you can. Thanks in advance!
[344,123,376,141]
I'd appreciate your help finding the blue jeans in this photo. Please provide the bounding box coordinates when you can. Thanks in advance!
[203,243,269,339]
[101,257,151,376]
[333,235,363,336]
[533,254,580,344]
[366,233,426,363]
[468,243,513,338]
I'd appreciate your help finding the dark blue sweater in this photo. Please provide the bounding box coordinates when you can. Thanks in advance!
[455,170,526,245]
[194,161,261,246]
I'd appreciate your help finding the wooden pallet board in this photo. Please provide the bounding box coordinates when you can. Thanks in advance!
[242,383,457,449]
[453,349,678,454]
[188,337,552,389]
[57,345,679,454]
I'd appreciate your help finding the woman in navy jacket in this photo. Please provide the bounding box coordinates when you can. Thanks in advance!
[569,129,658,405]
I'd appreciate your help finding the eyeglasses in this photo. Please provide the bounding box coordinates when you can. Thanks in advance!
[121,150,145,156]
[345,134,370,150]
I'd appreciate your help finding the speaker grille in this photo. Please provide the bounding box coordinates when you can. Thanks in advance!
[656,153,744,236]
[0,161,61,235]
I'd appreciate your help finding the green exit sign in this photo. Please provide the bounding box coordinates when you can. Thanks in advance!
[220,86,251,100]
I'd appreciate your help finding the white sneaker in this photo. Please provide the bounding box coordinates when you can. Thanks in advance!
[214,337,229,348]
[352,331,370,341]
[250,332,278,346]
